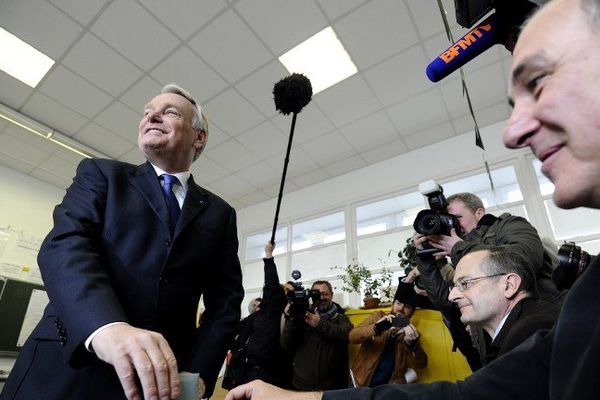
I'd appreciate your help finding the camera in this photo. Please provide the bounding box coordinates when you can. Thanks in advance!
[552,242,592,290]
[373,315,410,335]
[286,270,321,319]
[413,181,462,237]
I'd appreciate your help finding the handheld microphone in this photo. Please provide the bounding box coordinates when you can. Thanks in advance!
[425,13,501,82]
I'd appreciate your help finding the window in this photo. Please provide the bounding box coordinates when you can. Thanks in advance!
[356,192,424,236]
[291,212,345,251]
[245,227,288,261]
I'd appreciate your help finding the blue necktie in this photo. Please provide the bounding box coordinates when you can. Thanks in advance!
[161,174,181,234]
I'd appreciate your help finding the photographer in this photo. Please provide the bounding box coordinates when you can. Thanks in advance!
[349,282,427,387]
[280,280,353,391]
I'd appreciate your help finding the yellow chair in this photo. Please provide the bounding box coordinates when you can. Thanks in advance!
[346,307,472,383]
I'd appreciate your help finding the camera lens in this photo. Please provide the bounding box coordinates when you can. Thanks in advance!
[414,210,443,235]
[553,243,591,290]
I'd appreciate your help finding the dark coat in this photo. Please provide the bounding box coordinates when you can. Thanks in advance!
[0,159,243,400]
[322,253,600,400]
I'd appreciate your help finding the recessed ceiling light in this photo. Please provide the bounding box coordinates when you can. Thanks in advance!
[279,27,357,95]
[0,27,55,87]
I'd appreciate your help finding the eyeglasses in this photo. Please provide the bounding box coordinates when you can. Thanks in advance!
[449,273,507,292]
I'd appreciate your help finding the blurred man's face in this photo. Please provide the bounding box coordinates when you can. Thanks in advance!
[447,200,483,235]
[504,0,600,209]
[391,300,414,318]
[312,283,333,311]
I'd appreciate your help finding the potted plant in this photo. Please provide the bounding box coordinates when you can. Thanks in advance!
[331,259,383,309]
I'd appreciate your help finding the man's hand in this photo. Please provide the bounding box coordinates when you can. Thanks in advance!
[91,324,179,400]
[402,324,420,345]
[404,267,420,283]
[225,380,322,400]
[412,232,428,249]
[426,228,463,256]
[264,241,274,259]
[304,309,321,328]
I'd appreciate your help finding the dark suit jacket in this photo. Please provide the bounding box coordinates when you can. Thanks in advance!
[1,159,243,400]
[322,255,600,400]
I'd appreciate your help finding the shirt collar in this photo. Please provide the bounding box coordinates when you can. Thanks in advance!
[149,163,190,192]
[492,311,511,340]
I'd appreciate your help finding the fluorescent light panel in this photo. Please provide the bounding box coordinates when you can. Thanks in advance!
[279,27,357,94]
[0,27,54,87]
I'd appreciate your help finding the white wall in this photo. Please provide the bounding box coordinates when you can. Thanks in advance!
[0,164,65,371]
[237,120,528,237]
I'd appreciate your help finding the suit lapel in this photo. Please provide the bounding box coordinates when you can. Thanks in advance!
[129,162,171,233]
[174,175,209,237]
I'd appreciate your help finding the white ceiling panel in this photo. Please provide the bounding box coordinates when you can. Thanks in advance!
[188,9,273,84]
[38,66,113,118]
[235,0,327,55]
[21,92,88,137]
[150,46,229,103]
[205,139,260,172]
[93,101,140,143]
[0,0,514,207]
[339,111,399,152]
[0,0,82,60]
[142,0,228,40]
[75,122,136,158]
[90,0,180,70]
[364,45,433,107]
[62,33,143,97]
[335,0,418,69]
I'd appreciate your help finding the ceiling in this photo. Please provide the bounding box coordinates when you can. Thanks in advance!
[0,0,512,209]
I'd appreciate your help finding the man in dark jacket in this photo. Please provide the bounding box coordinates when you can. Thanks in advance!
[280,280,353,390]
[449,247,560,363]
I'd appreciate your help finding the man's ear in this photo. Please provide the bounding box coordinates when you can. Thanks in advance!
[475,208,485,220]
[504,273,522,299]
[193,130,207,149]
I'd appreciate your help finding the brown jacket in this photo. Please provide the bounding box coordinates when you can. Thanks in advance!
[349,311,427,387]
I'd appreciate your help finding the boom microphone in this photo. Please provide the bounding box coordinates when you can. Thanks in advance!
[425,13,500,82]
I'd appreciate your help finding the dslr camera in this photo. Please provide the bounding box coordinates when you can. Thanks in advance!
[286,270,321,319]
[413,181,462,237]
[552,242,592,290]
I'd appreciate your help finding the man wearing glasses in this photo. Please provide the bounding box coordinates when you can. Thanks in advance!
[448,247,560,364]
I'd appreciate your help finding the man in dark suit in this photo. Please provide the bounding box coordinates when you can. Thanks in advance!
[1,84,243,400]
[224,0,600,399]
[448,247,559,363]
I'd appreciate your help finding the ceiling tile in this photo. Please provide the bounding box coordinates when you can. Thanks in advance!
[339,111,399,151]
[264,180,299,198]
[361,137,409,165]
[313,74,379,127]
[48,0,110,26]
[117,146,145,166]
[324,154,367,177]
[406,0,457,39]
[119,77,163,113]
[38,65,113,118]
[334,0,418,69]
[0,154,36,175]
[93,101,139,143]
[0,72,33,110]
[235,161,280,187]
[192,155,233,184]
[316,0,369,20]
[364,45,433,107]
[20,92,88,137]
[300,130,356,165]
[387,89,449,136]
[205,89,264,135]
[236,121,288,158]
[209,174,256,198]
[463,62,508,110]
[290,168,330,188]
[142,0,228,39]
[150,46,228,103]
[188,9,273,83]
[75,122,136,158]
[30,167,72,189]
[52,147,86,165]
[266,148,318,179]
[90,0,180,70]
[205,139,260,172]
[235,0,327,55]
[0,132,51,165]
[452,101,510,135]
[236,60,289,118]
[0,0,82,59]
[205,124,231,149]
[4,123,62,153]
[404,122,455,150]
[439,78,469,118]
[37,154,78,178]
[270,103,335,144]
[236,190,271,207]
[62,33,143,97]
